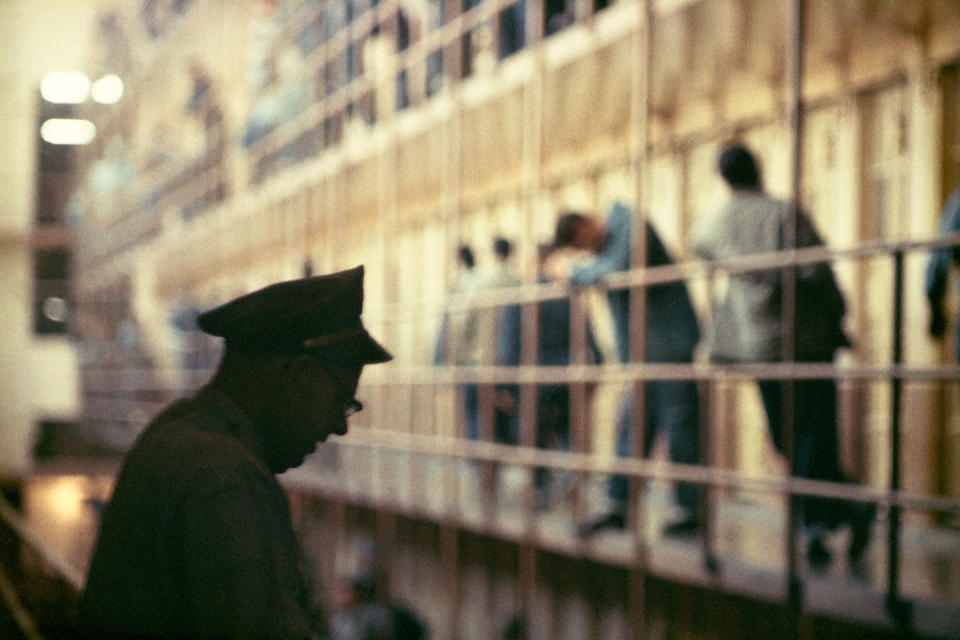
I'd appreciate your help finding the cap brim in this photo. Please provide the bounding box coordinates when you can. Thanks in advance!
[358,330,393,363]
[303,328,393,364]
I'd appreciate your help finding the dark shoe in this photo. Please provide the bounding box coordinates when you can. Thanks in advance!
[662,516,700,538]
[807,536,832,568]
[848,501,876,563]
[577,511,626,537]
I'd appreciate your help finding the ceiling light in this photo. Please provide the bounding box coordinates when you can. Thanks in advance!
[40,119,97,145]
[91,74,124,104]
[40,72,90,104]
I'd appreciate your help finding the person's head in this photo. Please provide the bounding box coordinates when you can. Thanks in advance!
[717,143,762,190]
[457,244,475,270]
[200,266,392,473]
[493,236,513,261]
[554,211,606,252]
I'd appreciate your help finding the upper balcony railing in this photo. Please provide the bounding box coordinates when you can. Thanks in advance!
[68,226,960,637]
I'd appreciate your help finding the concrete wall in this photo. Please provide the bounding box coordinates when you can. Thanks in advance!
[50,1,960,499]
[0,0,104,478]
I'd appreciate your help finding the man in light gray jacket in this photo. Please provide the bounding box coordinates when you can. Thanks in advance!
[691,143,872,568]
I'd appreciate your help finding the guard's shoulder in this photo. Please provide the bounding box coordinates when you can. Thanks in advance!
[124,400,270,489]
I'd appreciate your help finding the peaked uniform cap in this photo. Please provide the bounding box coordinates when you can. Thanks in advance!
[197,265,392,363]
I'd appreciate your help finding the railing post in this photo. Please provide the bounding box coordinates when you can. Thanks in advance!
[886,249,913,628]
[784,0,805,636]
[440,523,461,640]
[628,1,653,638]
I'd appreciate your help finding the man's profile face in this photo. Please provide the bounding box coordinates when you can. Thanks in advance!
[264,356,364,473]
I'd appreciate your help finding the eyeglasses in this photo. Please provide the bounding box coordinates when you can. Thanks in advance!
[343,397,363,418]
[318,362,363,417]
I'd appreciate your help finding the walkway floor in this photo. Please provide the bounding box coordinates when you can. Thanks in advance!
[14,453,960,638]
[288,446,960,636]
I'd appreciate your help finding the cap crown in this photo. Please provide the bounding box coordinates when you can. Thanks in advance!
[197,266,391,362]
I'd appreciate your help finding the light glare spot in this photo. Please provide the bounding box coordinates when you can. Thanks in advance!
[40,72,90,104]
[40,119,97,145]
[91,74,124,104]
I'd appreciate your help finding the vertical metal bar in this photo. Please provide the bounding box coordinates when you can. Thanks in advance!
[887,249,905,621]
[520,0,544,539]
[440,524,461,639]
[389,141,407,511]
[444,0,462,81]
[328,498,347,612]
[303,187,314,268]
[784,0,804,634]
[443,27,467,520]
[478,376,497,518]
[376,510,398,603]
[699,340,719,574]
[324,174,336,273]
[517,543,537,638]
[569,289,590,524]
[377,135,395,509]
[628,1,652,638]
[519,294,541,517]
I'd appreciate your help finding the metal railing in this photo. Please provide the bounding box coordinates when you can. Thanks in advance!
[344,228,960,637]
[30,229,960,639]
[0,497,83,640]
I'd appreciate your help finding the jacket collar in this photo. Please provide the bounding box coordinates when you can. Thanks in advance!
[192,385,268,467]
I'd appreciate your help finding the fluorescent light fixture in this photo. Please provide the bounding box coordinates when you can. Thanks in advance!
[40,71,90,104]
[40,119,96,145]
[91,74,124,104]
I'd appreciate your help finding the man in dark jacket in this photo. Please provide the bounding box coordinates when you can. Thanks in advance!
[79,266,392,639]
[550,204,702,537]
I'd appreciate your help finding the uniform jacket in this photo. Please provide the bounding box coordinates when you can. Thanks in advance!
[79,386,312,639]
[692,188,850,363]
[570,201,700,364]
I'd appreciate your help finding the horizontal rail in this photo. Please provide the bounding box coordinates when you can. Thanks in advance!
[333,427,960,516]
[425,231,960,314]
[372,362,960,384]
[75,361,960,400]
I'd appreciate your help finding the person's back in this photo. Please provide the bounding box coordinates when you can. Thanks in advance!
[552,209,702,536]
[692,185,849,363]
[566,202,700,364]
[691,188,787,362]
[691,143,869,566]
